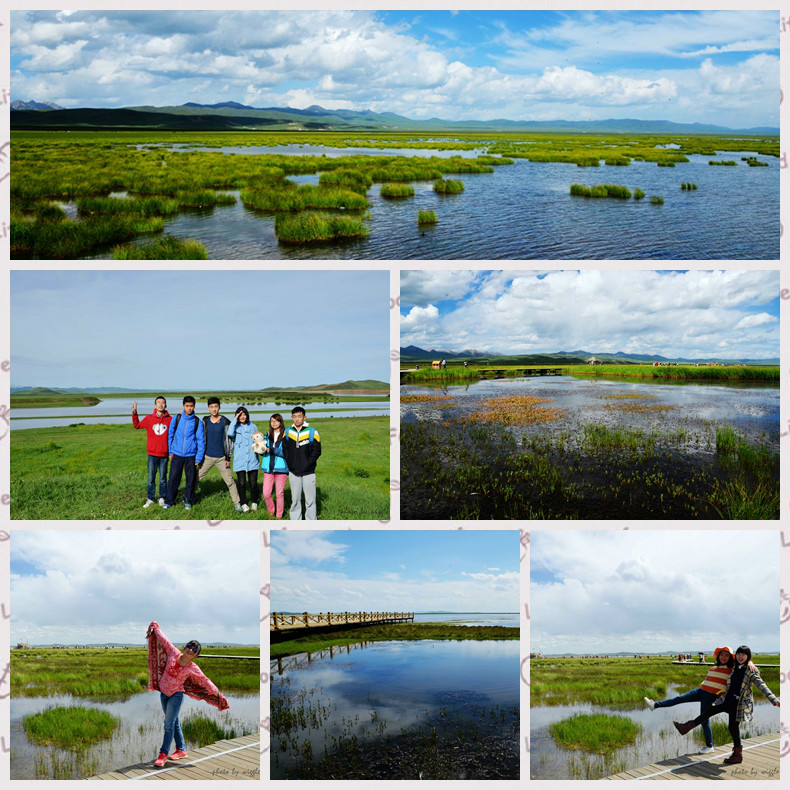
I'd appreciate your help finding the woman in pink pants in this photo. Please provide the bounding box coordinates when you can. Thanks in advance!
[261,413,289,518]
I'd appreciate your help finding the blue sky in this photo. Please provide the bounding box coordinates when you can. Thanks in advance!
[270,530,519,613]
[11,270,388,389]
[531,531,779,654]
[400,270,780,359]
[11,10,778,127]
[11,531,260,645]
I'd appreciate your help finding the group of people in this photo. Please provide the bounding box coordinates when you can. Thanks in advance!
[132,396,321,519]
[644,645,779,765]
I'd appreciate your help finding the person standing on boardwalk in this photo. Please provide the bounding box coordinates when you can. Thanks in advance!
[644,646,736,754]
[228,406,260,512]
[261,413,289,518]
[673,645,779,765]
[131,396,172,508]
[163,396,205,510]
[196,397,242,513]
[282,406,321,520]
[146,621,229,768]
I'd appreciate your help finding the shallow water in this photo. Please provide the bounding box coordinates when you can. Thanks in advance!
[11,399,388,430]
[401,376,779,451]
[85,150,776,260]
[10,692,259,779]
[530,690,780,779]
[270,639,519,779]
[412,612,520,627]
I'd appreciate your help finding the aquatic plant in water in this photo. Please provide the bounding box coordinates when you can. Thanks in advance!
[417,210,438,224]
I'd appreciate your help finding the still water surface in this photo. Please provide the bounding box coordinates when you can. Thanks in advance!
[87,149,776,260]
[10,692,259,779]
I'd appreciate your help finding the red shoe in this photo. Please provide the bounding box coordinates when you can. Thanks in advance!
[154,752,167,767]
[169,749,188,761]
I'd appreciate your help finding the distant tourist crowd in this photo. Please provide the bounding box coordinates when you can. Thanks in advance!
[132,396,321,519]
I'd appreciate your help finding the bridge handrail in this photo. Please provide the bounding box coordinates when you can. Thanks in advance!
[271,611,414,629]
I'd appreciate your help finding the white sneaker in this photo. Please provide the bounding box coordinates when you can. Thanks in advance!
[143,499,154,508]
[251,502,257,511]
[158,497,165,507]
[643,697,656,711]
[241,504,250,513]
[698,745,714,754]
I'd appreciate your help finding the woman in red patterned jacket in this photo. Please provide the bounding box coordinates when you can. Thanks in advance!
[146,621,229,768]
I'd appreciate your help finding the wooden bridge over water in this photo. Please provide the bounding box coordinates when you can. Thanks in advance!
[89,733,259,780]
[271,611,413,633]
[400,367,563,381]
[604,732,779,780]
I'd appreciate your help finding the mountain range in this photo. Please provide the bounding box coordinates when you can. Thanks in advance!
[10,100,779,135]
[400,345,779,365]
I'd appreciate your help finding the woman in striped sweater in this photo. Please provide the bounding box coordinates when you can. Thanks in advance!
[643,646,735,754]
[672,645,779,765]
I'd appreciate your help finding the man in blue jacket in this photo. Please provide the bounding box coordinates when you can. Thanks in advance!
[163,395,206,510]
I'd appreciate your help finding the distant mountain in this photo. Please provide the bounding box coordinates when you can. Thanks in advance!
[12,381,388,393]
[10,101,779,135]
[10,99,64,110]
[400,346,779,365]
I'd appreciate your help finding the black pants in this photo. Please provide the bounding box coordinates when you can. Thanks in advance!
[166,455,197,505]
[236,469,259,506]
[693,696,741,747]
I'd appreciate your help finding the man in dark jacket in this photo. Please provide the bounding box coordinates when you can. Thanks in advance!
[163,396,205,510]
[196,397,241,513]
[282,406,321,520]
[132,396,172,508]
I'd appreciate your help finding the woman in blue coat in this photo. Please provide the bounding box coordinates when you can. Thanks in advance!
[228,407,260,512]
[261,413,289,518]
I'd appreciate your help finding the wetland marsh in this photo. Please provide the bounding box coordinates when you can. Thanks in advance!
[400,371,779,520]
[11,130,778,259]
[530,656,780,780]
[270,637,519,779]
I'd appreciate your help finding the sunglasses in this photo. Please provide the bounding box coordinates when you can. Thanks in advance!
[184,642,200,654]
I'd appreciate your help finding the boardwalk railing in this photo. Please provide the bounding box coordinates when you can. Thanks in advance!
[270,640,372,675]
[270,611,414,631]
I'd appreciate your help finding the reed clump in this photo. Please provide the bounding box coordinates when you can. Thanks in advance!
[241,185,367,211]
[570,184,631,199]
[709,160,737,166]
[380,183,415,199]
[633,188,645,200]
[24,706,120,749]
[274,212,369,244]
[549,713,641,755]
[650,195,664,204]
[433,179,465,194]
[417,210,438,224]
[680,182,698,190]
[111,236,209,259]
[743,157,768,167]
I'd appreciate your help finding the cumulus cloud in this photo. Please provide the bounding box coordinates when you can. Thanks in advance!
[399,270,779,360]
[531,531,778,654]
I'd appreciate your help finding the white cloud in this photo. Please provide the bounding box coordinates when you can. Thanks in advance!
[734,312,777,330]
[400,304,439,335]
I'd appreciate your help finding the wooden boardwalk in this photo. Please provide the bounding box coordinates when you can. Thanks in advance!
[604,732,779,781]
[271,611,413,632]
[88,734,260,781]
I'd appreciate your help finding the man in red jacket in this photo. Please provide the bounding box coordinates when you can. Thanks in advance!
[132,396,173,508]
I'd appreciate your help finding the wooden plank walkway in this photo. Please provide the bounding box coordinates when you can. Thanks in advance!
[271,611,413,632]
[88,734,260,781]
[604,733,779,781]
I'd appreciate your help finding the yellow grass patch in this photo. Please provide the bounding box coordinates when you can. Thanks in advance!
[467,395,566,426]
[401,395,455,403]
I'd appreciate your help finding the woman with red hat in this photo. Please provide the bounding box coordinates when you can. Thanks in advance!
[672,645,779,765]
[643,646,735,754]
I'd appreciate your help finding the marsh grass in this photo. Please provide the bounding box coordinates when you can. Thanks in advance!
[633,189,645,200]
[380,183,414,199]
[23,706,120,749]
[241,185,367,212]
[112,236,208,259]
[181,713,245,747]
[681,182,698,190]
[433,179,465,194]
[709,160,737,166]
[417,210,438,224]
[11,647,260,696]
[570,183,631,199]
[549,714,640,754]
[650,195,664,204]
[273,212,369,244]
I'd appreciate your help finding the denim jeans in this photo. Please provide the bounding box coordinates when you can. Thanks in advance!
[147,455,168,501]
[159,691,186,755]
[655,687,716,747]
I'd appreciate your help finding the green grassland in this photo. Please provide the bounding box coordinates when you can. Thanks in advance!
[531,655,780,707]
[401,363,779,384]
[11,129,777,257]
[270,623,519,658]
[11,646,260,697]
[10,416,389,519]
